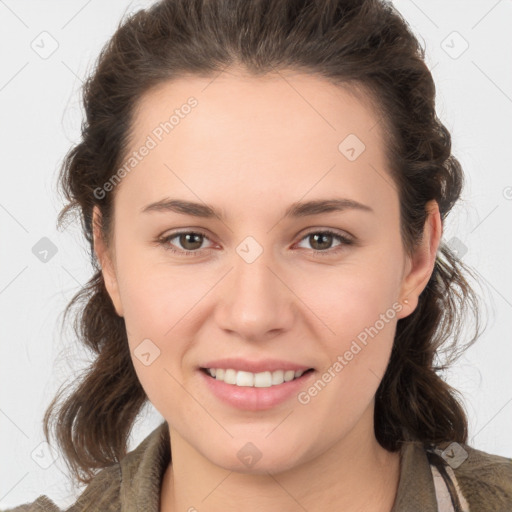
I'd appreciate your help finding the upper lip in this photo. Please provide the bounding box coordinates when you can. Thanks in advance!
[200,358,314,373]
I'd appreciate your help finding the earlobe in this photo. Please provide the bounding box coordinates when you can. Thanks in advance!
[398,200,442,318]
[92,206,124,317]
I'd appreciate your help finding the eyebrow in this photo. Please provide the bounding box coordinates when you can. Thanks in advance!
[141,197,374,220]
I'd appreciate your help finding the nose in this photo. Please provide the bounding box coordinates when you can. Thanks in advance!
[214,245,295,342]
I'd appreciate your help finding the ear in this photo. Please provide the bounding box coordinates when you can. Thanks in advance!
[92,205,124,317]
[397,199,442,319]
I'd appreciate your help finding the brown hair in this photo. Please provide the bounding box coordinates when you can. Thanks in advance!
[45,0,485,486]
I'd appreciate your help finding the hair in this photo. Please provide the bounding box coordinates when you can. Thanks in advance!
[45,0,485,486]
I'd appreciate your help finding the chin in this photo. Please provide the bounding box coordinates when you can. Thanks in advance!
[204,441,306,475]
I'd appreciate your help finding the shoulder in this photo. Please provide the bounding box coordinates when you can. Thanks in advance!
[1,495,61,512]
[455,443,512,506]
[436,441,512,508]
[1,464,121,512]
[1,422,168,512]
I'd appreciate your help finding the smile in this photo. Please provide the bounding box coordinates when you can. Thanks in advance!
[202,367,315,387]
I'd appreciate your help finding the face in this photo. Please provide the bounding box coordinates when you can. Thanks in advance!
[93,69,440,473]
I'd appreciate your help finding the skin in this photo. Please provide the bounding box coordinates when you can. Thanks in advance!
[92,68,442,512]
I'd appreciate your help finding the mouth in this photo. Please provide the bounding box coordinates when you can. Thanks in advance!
[200,367,315,388]
[198,365,317,410]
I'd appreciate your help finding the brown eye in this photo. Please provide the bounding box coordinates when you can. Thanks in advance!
[296,229,354,256]
[177,232,204,251]
[158,230,213,256]
[308,233,335,251]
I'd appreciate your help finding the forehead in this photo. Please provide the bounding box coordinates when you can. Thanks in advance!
[119,69,396,219]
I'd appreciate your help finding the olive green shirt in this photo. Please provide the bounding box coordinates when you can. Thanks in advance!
[3,421,512,511]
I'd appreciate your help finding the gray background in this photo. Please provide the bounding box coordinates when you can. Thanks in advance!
[1,0,511,508]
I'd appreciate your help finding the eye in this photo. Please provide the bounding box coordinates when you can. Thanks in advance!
[157,230,214,256]
[295,229,354,256]
[156,228,354,257]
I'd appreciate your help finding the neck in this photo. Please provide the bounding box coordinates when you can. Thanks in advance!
[160,410,401,512]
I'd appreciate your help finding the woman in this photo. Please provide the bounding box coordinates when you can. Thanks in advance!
[4,0,511,511]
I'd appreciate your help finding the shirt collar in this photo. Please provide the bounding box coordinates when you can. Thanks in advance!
[390,440,439,511]
[119,420,170,512]
[118,421,438,511]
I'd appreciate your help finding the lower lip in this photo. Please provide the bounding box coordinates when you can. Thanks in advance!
[198,369,315,411]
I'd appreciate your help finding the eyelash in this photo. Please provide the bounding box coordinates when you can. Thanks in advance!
[156,229,354,258]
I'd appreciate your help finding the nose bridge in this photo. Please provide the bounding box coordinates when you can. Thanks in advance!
[232,235,281,306]
[217,234,292,337]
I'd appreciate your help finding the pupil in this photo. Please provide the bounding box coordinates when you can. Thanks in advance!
[181,233,203,250]
[179,233,333,251]
[312,233,332,250]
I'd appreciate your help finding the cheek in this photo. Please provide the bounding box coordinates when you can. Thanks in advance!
[118,270,191,419]
[116,252,202,338]
[115,255,212,396]
[300,255,401,337]
[298,254,401,393]
[301,288,398,433]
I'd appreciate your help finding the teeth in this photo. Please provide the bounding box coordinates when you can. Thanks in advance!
[284,370,295,381]
[222,369,235,384]
[236,371,254,386]
[208,368,308,387]
[271,370,284,385]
